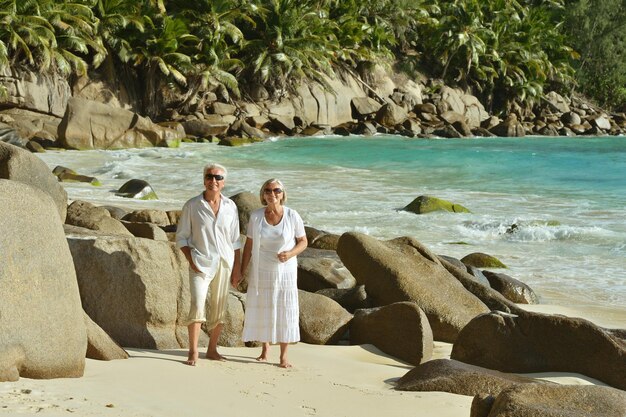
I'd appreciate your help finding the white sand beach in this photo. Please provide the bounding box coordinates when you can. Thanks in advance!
[1,304,621,417]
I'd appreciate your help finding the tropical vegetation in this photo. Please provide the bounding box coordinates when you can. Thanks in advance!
[0,0,624,117]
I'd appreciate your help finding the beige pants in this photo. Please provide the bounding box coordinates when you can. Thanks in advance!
[186,258,231,330]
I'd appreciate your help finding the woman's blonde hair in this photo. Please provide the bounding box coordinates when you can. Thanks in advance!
[259,178,286,205]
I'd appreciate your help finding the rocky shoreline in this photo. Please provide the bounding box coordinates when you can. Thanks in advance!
[0,67,624,155]
[1,141,625,416]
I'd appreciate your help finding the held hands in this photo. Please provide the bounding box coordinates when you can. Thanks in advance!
[277,251,291,263]
[230,268,242,288]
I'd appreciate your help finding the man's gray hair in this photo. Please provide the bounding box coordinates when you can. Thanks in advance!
[203,163,228,179]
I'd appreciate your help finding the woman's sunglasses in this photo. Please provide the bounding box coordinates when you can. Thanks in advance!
[264,188,283,194]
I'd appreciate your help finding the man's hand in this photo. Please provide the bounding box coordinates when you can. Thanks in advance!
[230,268,242,288]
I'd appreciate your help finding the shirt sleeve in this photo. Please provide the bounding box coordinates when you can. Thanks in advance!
[230,203,242,251]
[175,200,192,249]
[292,209,306,238]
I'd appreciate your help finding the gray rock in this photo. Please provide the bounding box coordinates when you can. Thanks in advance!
[403,195,470,214]
[66,200,134,236]
[438,257,519,314]
[230,191,263,235]
[451,310,626,390]
[84,311,129,360]
[121,220,169,241]
[122,209,170,226]
[298,290,352,345]
[59,98,183,149]
[461,252,507,268]
[396,359,548,396]
[305,226,339,250]
[68,235,189,349]
[116,179,158,200]
[0,142,67,221]
[337,232,489,342]
[315,285,371,313]
[297,250,356,292]
[351,97,382,118]
[0,122,26,147]
[472,384,626,417]
[0,180,86,380]
[482,270,538,304]
[351,302,433,365]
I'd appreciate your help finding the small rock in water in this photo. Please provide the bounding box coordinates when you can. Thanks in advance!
[116,179,158,200]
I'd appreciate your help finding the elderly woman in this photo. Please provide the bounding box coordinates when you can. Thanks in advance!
[237,179,307,368]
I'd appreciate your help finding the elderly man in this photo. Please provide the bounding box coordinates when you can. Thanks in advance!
[176,162,241,366]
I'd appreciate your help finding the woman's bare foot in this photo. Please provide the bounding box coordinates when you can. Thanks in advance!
[184,351,198,366]
[279,360,292,368]
[256,343,269,362]
[205,351,226,361]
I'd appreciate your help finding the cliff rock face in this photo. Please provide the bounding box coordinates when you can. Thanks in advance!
[0,67,71,118]
[59,98,184,149]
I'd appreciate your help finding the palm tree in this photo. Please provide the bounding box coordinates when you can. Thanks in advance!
[167,0,249,109]
[129,12,197,118]
[239,0,339,97]
[0,0,103,76]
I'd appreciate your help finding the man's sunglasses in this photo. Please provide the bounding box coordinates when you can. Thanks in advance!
[205,174,224,181]
[264,188,283,194]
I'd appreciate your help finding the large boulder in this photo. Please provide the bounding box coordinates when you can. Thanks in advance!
[315,285,371,313]
[0,180,86,380]
[482,270,538,304]
[216,292,246,347]
[437,257,520,314]
[84,311,129,360]
[0,142,67,221]
[396,359,547,396]
[230,191,263,235]
[451,310,626,390]
[66,200,134,236]
[337,232,489,342]
[67,233,190,349]
[305,226,340,250]
[293,75,366,128]
[297,248,356,292]
[59,98,184,149]
[298,290,352,345]
[350,302,433,366]
[472,384,626,417]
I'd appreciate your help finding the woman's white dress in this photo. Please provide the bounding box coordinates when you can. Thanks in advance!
[242,207,304,344]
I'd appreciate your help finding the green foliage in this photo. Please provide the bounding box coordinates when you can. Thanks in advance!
[0,0,102,75]
[412,0,576,112]
[562,0,626,110]
[0,0,621,115]
[237,0,339,95]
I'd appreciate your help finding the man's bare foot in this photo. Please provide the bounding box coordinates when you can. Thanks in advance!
[256,354,268,362]
[184,351,198,366]
[279,361,292,368]
[206,351,226,361]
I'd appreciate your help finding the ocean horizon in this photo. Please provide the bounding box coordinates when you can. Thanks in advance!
[38,135,626,325]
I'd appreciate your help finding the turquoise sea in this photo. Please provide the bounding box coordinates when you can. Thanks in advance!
[39,136,626,323]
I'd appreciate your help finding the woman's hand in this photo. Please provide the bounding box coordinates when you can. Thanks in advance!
[277,251,291,263]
